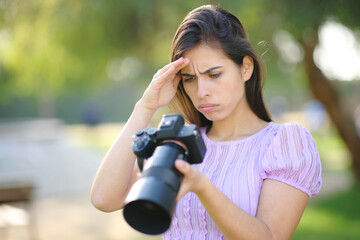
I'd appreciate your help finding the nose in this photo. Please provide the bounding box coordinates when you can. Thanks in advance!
[197,78,210,99]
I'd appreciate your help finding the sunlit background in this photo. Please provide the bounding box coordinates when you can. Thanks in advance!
[0,0,359,239]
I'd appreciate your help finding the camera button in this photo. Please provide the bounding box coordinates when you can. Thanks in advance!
[135,141,145,149]
[136,129,144,136]
[146,128,157,136]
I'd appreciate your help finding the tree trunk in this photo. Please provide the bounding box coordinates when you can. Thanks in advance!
[302,42,360,183]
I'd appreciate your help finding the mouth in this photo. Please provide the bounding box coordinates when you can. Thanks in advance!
[198,103,218,113]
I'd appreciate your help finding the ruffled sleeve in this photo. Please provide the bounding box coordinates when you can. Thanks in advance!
[261,122,322,197]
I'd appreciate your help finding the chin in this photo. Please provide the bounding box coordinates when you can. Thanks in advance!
[202,112,225,122]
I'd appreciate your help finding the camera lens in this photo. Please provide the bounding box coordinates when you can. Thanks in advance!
[126,114,206,235]
[139,201,166,217]
[124,142,186,235]
[142,201,157,212]
[123,178,174,235]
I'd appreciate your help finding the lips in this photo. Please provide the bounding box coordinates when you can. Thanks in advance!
[198,103,218,113]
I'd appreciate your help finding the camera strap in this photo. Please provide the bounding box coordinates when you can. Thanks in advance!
[137,157,145,171]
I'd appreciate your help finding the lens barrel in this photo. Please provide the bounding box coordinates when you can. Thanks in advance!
[123,142,186,235]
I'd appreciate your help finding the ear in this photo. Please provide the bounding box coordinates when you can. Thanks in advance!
[241,56,254,81]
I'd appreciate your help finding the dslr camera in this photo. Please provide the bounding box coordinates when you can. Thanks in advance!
[123,114,206,235]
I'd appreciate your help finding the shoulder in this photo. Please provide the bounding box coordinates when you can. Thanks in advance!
[270,121,311,137]
[261,122,322,197]
[264,122,317,151]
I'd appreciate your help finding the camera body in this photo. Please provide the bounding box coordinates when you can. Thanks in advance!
[133,113,205,170]
[123,114,206,235]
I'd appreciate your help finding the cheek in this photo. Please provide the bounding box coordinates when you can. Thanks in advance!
[222,79,245,101]
[183,84,195,101]
[232,82,246,102]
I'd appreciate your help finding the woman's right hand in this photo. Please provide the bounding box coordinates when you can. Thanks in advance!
[139,57,190,112]
[91,58,190,212]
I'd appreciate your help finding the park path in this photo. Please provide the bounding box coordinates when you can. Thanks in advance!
[0,119,353,240]
[0,119,160,240]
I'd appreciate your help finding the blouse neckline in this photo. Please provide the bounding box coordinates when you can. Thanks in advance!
[201,121,274,145]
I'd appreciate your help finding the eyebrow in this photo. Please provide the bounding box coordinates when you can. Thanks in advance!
[181,66,223,77]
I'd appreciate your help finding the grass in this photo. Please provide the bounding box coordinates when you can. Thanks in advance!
[292,186,360,240]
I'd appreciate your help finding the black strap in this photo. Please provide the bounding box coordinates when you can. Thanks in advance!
[137,157,145,171]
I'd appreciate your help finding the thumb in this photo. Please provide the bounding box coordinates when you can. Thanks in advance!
[174,159,190,175]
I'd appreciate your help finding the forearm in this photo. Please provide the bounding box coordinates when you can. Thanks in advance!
[91,57,189,212]
[91,101,155,212]
[196,176,275,240]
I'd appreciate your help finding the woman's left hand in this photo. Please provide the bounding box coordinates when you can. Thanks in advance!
[174,159,205,200]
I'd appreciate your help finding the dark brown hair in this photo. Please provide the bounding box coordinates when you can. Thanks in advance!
[169,5,271,127]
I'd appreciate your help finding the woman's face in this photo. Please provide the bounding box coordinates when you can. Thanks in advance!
[180,43,253,123]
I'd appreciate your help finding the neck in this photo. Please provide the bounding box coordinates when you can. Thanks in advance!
[207,102,269,141]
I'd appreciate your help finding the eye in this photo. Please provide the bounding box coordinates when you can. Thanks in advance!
[183,76,195,82]
[209,72,221,78]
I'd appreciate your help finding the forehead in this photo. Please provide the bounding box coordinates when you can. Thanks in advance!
[182,43,230,72]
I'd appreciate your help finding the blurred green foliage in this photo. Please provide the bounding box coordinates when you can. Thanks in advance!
[0,0,209,99]
[0,0,359,122]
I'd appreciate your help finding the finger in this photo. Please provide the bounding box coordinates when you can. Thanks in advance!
[175,160,192,201]
[156,57,189,78]
[152,58,189,89]
[160,64,177,81]
[174,58,190,74]
[150,65,175,88]
[155,57,186,76]
[173,57,190,70]
[174,159,191,175]
[173,73,182,88]
[159,58,190,81]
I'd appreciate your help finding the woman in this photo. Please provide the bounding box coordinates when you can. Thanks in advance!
[91,5,322,240]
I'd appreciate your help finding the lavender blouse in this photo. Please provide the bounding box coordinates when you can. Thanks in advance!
[163,122,322,240]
